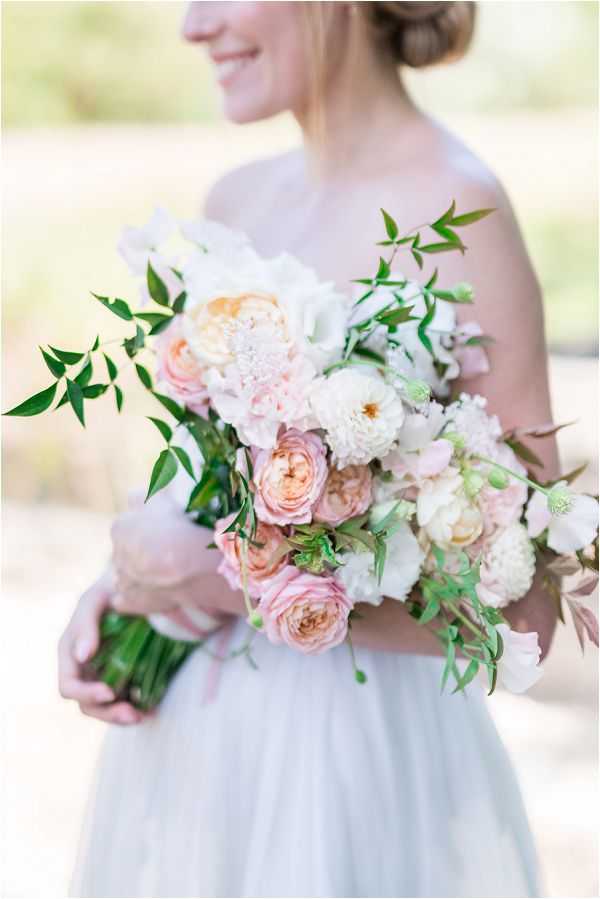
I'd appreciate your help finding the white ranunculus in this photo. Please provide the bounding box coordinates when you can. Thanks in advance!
[526,484,599,554]
[335,523,424,606]
[496,624,543,693]
[310,369,405,467]
[417,467,483,550]
[118,207,174,275]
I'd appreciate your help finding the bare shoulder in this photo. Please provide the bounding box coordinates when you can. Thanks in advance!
[203,150,298,229]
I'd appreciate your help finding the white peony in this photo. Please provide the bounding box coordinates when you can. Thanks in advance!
[526,484,599,554]
[496,624,543,693]
[417,467,483,550]
[310,369,405,467]
[477,523,536,608]
[181,245,349,372]
[335,523,424,606]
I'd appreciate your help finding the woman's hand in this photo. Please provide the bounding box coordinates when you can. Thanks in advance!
[57,568,144,725]
[110,489,245,618]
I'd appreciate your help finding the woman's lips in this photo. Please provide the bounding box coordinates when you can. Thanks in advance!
[212,51,260,87]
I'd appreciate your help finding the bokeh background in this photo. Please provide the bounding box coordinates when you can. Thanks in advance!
[1,1,598,897]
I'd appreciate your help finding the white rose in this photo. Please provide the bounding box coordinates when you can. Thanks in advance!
[417,467,483,549]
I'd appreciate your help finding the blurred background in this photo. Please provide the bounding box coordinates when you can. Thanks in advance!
[1,1,598,896]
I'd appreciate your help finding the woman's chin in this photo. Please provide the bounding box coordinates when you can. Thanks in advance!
[221,93,284,125]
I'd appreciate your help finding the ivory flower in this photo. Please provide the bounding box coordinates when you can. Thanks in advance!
[313,465,373,527]
[258,567,352,654]
[496,624,543,693]
[417,467,483,549]
[476,523,536,608]
[310,369,405,467]
[253,428,328,526]
[118,207,173,275]
[526,484,599,554]
[214,514,288,596]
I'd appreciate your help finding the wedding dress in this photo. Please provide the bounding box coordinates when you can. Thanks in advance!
[71,620,540,898]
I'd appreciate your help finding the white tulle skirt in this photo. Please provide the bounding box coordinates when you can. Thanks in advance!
[71,619,540,898]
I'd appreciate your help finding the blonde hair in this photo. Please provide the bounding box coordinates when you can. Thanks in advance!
[363,1,476,68]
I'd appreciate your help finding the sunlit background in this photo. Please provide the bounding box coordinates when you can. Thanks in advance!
[2,2,598,897]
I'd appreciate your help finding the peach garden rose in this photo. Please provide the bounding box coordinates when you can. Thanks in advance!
[313,464,373,527]
[156,318,209,415]
[258,566,353,654]
[253,428,328,526]
[214,513,289,597]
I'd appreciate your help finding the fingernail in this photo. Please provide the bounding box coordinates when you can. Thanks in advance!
[75,639,92,663]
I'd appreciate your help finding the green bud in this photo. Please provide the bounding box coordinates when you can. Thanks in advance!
[547,484,573,516]
[355,669,367,684]
[248,611,263,630]
[405,379,431,404]
[452,281,474,302]
[443,431,466,450]
[463,468,485,497]
[488,467,510,490]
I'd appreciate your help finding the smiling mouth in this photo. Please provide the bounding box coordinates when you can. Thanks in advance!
[212,51,260,86]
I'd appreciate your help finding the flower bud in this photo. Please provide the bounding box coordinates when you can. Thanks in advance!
[248,611,264,629]
[404,379,431,404]
[355,669,367,684]
[443,431,466,450]
[488,467,510,490]
[547,485,573,516]
[463,468,485,498]
[452,282,474,303]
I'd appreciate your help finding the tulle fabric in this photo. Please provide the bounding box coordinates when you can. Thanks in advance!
[71,619,541,898]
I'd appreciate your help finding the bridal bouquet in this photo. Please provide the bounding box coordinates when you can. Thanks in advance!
[7,204,598,708]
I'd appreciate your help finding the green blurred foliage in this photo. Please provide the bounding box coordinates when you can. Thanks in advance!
[2,1,597,127]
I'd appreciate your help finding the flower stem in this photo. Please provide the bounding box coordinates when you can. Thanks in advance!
[474,453,549,497]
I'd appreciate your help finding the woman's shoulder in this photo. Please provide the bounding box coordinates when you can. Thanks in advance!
[203,150,300,227]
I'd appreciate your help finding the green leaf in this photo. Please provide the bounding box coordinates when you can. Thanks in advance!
[123,325,146,359]
[103,353,118,381]
[92,293,133,321]
[134,311,173,330]
[411,249,423,270]
[75,357,93,388]
[505,437,544,468]
[152,391,185,422]
[186,470,220,511]
[66,378,85,427]
[40,347,65,378]
[114,383,124,412]
[376,306,416,327]
[425,269,438,290]
[417,296,436,356]
[450,208,495,227]
[375,256,390,281]
[146,261,169,307]
[147,416,172,443]
[171,291,187,314]
[48,345,84,365]
[135,364,153,390]
[91,335,100,351]
[432,200,456,230]
[4,382,58,417]
[146,449,178,501]
[420,241,466,255]
[172,445,195,478]
[55,390,68,410]
[452,658,480,693]
[381,208,398,241]
[83,383,108,398]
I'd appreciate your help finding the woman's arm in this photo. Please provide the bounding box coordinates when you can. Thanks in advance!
[353,178,560,659]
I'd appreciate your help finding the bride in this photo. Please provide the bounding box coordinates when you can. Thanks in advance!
[61,3,559,896]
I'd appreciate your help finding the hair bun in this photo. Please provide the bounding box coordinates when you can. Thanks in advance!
[365,1,476,68]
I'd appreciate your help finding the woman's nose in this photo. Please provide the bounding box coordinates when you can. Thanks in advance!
[182,1,225,43]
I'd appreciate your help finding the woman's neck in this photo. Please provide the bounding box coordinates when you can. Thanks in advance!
[294,28,420,180]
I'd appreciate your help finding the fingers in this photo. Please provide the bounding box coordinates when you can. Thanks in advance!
[79,700,145,726]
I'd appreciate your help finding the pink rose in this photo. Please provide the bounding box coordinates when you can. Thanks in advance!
[313,465,373,527]
[156,318,209,415]
[214,514,289,596]
[258,566,353,654]
[253,428,328,526]
[454,321,490,380]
